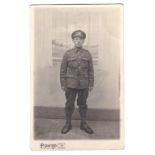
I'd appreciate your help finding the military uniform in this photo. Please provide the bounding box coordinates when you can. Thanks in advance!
[60,30,94,134]
[60,47,94,89]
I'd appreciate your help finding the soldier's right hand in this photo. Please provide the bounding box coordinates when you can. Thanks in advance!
[61,86,66,91]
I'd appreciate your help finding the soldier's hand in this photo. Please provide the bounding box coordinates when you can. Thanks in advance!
[61,86,66,91]
[89,86,93,92]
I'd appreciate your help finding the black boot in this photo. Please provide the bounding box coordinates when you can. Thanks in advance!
[79,108,94,134]
[80,122,94,134]
[61,108,73,134]
[61,120,72,134]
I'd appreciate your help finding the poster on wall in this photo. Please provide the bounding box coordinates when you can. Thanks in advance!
[30,4,124,150]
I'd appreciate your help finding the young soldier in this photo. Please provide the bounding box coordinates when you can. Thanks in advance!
[60,30,94,134]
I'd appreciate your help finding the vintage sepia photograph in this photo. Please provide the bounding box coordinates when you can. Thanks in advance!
[30,4,124,150]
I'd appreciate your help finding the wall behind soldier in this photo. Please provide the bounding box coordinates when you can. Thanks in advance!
[32,5,122,110]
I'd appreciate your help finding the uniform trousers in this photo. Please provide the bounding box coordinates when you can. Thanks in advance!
[65,88,89,123]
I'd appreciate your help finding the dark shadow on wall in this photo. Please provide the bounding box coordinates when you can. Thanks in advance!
[34,106,120,121]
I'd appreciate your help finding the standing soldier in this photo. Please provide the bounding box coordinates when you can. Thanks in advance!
[60,30,94,134]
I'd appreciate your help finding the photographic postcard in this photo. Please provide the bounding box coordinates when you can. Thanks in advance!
[30,4,124,150]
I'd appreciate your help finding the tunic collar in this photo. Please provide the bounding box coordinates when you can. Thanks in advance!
[74,47,83,53]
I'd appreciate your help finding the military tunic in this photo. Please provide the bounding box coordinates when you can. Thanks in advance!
[60,47,94,89]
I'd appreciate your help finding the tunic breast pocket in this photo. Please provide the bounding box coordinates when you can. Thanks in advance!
[81,58,89,68]
[67,57,77,68]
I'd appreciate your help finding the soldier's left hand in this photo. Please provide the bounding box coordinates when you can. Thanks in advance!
[89,86,93,92]
[61,86,66,91]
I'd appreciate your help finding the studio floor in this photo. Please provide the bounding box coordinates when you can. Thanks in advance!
[34,118,120,140]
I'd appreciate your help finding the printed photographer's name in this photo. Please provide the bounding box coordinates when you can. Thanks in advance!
[40,142,66,150]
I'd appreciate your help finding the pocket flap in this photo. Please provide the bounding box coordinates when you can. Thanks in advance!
[82,57,89,61]
[68,57,76,61]
[66,74,76,78]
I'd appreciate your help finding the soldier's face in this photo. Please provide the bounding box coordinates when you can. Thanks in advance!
[73,37,84,48]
